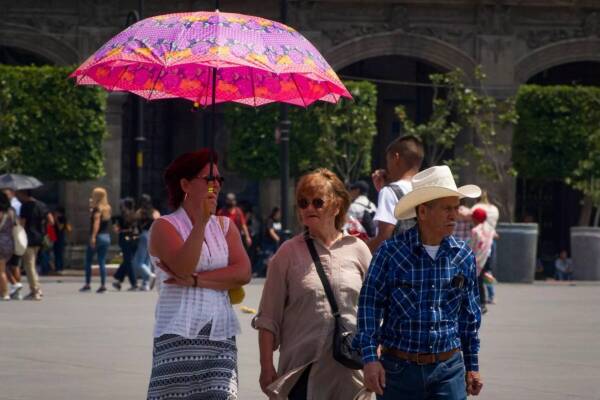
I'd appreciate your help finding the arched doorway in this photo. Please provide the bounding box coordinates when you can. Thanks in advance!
[338,55,444,170]
[324,30,477,174]
[515,61,600,265]
[0,46,52,66]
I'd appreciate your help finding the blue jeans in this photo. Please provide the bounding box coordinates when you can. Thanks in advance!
[132,230,153,283]
[85,233,110,286]
[53,237,65,272]
[378,352,467,400]
[485,283,495,301]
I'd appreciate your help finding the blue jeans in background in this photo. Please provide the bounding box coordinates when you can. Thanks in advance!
[84,233,110,286]
[132,230,153,285]
[377,352,467,400]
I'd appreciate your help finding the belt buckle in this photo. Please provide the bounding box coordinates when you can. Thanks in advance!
[415,353,432,365]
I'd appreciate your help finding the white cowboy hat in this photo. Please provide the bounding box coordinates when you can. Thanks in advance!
[394,165,481,220]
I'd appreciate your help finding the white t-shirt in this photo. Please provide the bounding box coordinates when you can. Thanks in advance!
[423,244,440,260]
[374,179,412,226]
[472,202,500,229]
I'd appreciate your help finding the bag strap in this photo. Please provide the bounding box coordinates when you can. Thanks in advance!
[304,231,340,317]
[386,184,405,200]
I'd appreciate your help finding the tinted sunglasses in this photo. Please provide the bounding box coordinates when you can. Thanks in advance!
[198,175,225,185]
[297,197,325,210]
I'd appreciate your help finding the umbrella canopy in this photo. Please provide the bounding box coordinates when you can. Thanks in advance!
[0,173,43,191]
[70,11,351,107]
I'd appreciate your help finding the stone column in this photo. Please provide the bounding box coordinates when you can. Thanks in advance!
[64,93,127,244]
[466,31,519,221]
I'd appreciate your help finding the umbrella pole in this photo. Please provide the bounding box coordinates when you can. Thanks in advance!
[208,67,217,193]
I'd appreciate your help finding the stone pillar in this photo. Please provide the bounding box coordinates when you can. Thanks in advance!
[467,31,519,221]
[64,93,127,244]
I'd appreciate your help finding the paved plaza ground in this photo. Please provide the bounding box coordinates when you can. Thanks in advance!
[1,277,599,400]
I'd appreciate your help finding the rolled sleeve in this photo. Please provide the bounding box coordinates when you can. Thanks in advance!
[373,187,398,226]
[353,244,390,364]
[252,248,288,350]
[459,252,482,371]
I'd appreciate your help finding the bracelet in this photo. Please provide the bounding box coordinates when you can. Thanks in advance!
[193,275,198,288]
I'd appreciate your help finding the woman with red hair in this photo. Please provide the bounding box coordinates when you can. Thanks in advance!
[146,149,251,400]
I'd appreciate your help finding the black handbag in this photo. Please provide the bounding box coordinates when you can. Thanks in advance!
[304,233,364,370]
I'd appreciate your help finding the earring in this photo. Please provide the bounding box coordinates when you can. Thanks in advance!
[184,192,189,201]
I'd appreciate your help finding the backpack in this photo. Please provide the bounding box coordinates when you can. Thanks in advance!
[387,184,416,236]
[361,208,377,237]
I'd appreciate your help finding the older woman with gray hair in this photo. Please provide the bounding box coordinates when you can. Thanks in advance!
[253,168,372,400]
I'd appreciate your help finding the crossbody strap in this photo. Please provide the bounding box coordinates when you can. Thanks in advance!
[304,231,340,317]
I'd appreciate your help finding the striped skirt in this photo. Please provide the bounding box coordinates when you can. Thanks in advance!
[147,324,238,400]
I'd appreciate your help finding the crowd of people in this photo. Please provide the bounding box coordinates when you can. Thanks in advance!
[4,136,571,399]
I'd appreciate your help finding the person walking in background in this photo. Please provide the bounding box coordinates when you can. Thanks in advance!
[348,180,377,238]
[16,189,53,301]
[147,149,251,399]
[112,197,139,291]
[470,208,496,314]
[453,205,473,242]
[218,193,252,250]
[52,206,70,275]
[80,187,112,293]
[3,189,23,299]
[253,168,372,400]
[368,135,424,253]
[254,206,282,277]
[0,192,15,301]
[355,165,483,399]
[132,194,159,291]
[554,250,573,281]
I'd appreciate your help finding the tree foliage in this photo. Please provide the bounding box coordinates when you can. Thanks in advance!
[395,67,518,181]
[225,80,377,183]
[514,85,600,207]
[0,65,107,181]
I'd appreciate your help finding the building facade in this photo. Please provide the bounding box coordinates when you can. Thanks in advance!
[2,0,600,255]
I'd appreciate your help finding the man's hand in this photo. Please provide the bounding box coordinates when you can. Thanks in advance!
[466,371,483,396]
[259,364,278,395]
[363,361,386,395]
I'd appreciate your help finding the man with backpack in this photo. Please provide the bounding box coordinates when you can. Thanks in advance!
[367,135,424,253]
[348,180,377,237]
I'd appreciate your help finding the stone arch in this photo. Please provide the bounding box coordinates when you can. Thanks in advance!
[515,38,600,83]
[0,23,79,66]
[324,30,478,79]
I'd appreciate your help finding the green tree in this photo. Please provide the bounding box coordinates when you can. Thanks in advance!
[514,85,600,225]
[0,65,107,181]
[395,67,518,181]
[226,80,377,182]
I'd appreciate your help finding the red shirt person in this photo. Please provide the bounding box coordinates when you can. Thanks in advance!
[217,193,252,248]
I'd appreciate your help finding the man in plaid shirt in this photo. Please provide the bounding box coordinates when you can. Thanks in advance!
[354,165,483,399]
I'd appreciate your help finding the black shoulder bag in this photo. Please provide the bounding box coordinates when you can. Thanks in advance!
[304,232,363,370]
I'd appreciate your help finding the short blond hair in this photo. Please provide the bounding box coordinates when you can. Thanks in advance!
[295,168,350,231]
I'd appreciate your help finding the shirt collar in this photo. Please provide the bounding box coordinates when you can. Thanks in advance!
[405,224,461,253]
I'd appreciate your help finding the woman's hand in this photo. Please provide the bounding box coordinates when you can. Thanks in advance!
[89,236,96,249]
[259,364,278,395]
[190,191,217,227]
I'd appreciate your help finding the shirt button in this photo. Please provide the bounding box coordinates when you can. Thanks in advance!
[430,326,434,330]
[430,306,434,310]
[431,284,435,288]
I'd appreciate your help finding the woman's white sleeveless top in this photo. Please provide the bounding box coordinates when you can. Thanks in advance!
[150,207,241,340]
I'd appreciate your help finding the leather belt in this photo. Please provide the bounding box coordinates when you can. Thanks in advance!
[382,347,459,365]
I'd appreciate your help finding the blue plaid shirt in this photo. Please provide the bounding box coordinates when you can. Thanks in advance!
[353,226,482,371]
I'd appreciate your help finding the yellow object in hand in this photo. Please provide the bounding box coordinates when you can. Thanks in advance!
[229,287,245,304]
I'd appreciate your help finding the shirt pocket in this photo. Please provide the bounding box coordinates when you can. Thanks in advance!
[441,278,464,315]
[390,284,419,319]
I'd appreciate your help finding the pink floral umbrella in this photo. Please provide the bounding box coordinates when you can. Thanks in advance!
[70,11,351,107]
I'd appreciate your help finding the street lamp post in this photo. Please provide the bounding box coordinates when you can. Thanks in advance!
[127,1,145,200]
[279,0,292,241]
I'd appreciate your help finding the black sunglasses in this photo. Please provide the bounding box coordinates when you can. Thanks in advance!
[297,197,325,210]
[198,175,225,185]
